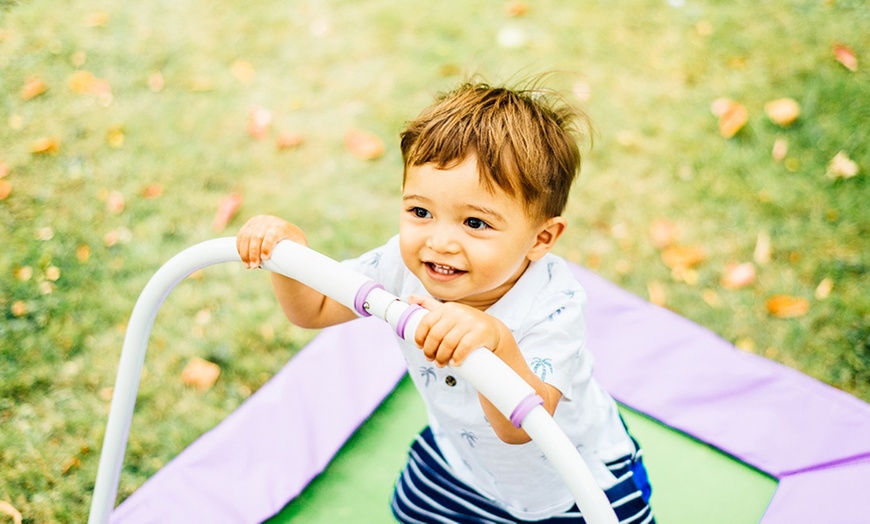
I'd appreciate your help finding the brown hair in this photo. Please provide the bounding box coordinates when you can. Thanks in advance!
[400,80,589,221]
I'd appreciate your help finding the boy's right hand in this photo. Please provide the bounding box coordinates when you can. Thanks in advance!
[236,215,308,269]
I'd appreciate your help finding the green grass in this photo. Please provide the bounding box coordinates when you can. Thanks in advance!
[1,0,867,522]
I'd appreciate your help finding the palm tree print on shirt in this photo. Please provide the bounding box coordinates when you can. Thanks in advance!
[460,429,478,448]
[419,366,437,387]
[530,357,553,381]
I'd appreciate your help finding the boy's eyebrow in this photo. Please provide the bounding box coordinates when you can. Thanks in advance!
[403,194,506,223]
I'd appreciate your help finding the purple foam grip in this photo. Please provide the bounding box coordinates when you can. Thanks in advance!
[510,394,544,428]
[353,281,385,317]
[396,304,424,340]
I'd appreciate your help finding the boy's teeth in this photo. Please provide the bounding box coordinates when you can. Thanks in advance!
[431,263,456,275]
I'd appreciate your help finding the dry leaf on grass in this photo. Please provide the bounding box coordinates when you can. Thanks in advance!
[21,75,48,100]
[721,262,756,290]
[181,357,221,390]
[718,101,748,138]
[213,193,243,231]
[764,98,800,127]
[815,278,833,300]
[766,295,810,318]
[661,245,705,270]
[142,184,164,198]
[0,179,11,200]
[833,44,858,72]
[826,151,860,180]
[246,106,272,140]
[648,218,679,249]
[344,129,385,160]
[647,281,666,306]
[772,138,788,162]
[505,1,529,16]
[276,132,304,150]
[0,500,22,524]
[31,137,60,154]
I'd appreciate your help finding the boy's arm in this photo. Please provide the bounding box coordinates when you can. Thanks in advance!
[410,297,561,444]
[238,215,358,329]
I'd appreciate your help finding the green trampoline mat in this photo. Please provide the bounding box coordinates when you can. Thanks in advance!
[268,376,777,523]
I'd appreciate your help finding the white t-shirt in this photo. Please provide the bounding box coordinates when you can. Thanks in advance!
[343,235,634,520]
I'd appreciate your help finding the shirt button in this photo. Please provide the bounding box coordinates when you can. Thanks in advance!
[445,376,457,387]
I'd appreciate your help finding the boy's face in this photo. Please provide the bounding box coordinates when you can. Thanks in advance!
[399,154,549,310]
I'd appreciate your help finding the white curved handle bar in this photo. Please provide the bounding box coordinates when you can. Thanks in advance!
[88,238,617,524]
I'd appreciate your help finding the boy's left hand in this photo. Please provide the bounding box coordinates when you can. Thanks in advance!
[408,295,506,368]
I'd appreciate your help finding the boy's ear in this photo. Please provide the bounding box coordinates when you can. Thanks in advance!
[527,216,567,262]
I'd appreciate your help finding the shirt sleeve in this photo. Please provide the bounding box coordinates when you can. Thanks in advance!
[516,286,590,402]
[340,234,405,296]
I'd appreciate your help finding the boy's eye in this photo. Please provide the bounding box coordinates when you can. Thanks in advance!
[411,207,431,219]
[465,217,489,230]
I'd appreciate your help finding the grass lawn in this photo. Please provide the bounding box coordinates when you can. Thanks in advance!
[1,0,867,522]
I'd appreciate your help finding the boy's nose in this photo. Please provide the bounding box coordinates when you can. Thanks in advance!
[425,228,460,253]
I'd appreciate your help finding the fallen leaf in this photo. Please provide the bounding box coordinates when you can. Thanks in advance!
[710,97,733,117]
[181,357,221,390]
[647,281,666,306]
[344,129,385,160]
[11,300,27,317]
[764,98,800,126]
[107,127,125,148]
[68,70,110,96]
[61,455,81,475]
[246,106,272,140]
[718,100,748,138]
[141,184,164,198]
[0,179,11,200]
[815,277,833,300]
[231,59,256,84]
[85,11,109,27]
[45,266,60,281]
[833,44,858,72]
[0,500,22,524]
[772,137,788,162]
[13,266,32,281]
[76,244,91,263]
[31,137,60,154]
[21,75,49,100]
[648,218,679,249]
[505,1,529,16]
[826,151,860,179]
[766,295,810,318]
[106,190,125,214]
[276,132,304,150]
[721,262,756,290]
[148,71,165,93]
[213,192,243,231]
[754,230,772,264]
[661,245,705,269]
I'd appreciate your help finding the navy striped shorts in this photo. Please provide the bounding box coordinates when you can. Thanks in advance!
[391,427,654,523]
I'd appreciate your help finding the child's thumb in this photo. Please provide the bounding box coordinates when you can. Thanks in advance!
[407,294,440,310]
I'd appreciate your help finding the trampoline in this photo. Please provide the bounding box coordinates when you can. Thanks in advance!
[91,238,870,523]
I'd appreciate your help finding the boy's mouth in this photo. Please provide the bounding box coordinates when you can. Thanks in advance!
[426,262,466,277]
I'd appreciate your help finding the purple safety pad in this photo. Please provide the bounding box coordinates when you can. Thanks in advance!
[111,262,870,523]
[571,265,870,522]
[110,317,406,524]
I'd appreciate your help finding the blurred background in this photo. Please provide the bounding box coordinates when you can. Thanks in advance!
[0,0,867,521]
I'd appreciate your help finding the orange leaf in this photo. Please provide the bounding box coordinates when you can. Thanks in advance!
[0,179,11,200]
[181,357,221,390]
[721,262,756,290]
[344,129,385,160]
[826,151,860,179]
[246,106,272,140]
[141,184,164,199]
[276,132,304,150]
[764,98,800,127]
[766,295,809,318]
[213,192,243,231]
[106,190,125,214]
[505,1,529,16]
[661,245,705,269]
[833,44,858,72]
[21,75,49,100]
[0,500,22,524]
[648,218,679,249]
[647,281,666,307]
[718,101,748,138]
[31,137,60,154]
